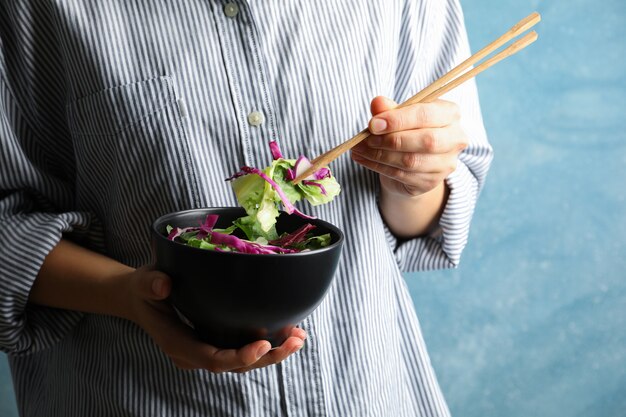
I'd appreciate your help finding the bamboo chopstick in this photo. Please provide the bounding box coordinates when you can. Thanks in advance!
[292,11,541,184]
[420,30,538,103]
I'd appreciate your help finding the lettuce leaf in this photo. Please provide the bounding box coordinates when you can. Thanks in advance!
[167,140,341,254]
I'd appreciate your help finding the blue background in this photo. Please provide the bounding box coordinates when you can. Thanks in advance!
[2,0,625,416]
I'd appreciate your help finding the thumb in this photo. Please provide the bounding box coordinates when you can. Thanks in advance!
[370,96,398,116]
[134,267,172,301]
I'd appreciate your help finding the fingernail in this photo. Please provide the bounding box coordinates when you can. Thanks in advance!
[370,118,387,134]
[368,136,382,147]
[152,278,164,296]
[256,344,271,360]
[290,343,303,354]
[384,97,398,108]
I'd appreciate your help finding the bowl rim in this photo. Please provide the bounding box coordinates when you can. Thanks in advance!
[151,206,345,258]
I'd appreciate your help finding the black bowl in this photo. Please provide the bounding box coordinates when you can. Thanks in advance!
[151,207,344,349]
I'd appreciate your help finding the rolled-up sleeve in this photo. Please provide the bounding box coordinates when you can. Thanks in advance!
[0,70,91,355]
[386,0,494,272]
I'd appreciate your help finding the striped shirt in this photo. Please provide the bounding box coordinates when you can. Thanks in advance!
[0,1,493,416]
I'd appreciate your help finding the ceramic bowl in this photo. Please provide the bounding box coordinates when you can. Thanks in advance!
[151,207,343,349]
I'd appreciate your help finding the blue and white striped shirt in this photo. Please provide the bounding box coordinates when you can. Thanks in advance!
[0,1,492,416]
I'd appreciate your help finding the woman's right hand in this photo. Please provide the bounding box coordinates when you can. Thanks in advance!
[123,266,306,373]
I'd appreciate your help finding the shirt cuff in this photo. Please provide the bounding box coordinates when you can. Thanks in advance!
[0,200,91,355]
[384,160,480,272]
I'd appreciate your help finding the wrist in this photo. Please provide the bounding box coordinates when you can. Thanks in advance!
[379,181,448,238]
[104,268,137,321]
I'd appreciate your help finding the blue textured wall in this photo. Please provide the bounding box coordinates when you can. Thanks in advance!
[406,0,626,416]
[1,1,624,416]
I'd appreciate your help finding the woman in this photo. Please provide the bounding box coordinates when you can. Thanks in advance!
[0,0,492,415]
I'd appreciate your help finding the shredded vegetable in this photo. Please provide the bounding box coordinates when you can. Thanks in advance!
[167,141,340,254]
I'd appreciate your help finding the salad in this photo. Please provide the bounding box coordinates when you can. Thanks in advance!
[166,141,341,254]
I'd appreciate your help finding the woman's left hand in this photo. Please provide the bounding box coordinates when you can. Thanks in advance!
[351,96,468,198]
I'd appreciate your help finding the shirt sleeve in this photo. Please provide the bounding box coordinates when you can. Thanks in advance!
[0,60,92,355]
[386,0,494,272]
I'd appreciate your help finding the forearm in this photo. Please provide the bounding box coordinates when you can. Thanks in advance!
[379,181,449,239]
[28,239,134,320]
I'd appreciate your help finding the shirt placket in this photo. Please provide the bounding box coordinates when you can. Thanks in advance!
[211,0,278,169]
[212,1,290,415]
[211,3,328,416]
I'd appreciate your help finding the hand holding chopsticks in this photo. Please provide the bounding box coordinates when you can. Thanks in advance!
[292,11,541,184]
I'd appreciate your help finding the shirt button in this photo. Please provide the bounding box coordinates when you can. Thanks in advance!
[247,111,265,127]
[224,3,239,18]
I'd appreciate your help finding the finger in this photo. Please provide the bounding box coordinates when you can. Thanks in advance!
[155,315,270,372]
[173,340,270,373]
[368,99,460,134]
[352,147,459,174]
[229,327,307,373]
[231,336,305,374]
[290,326,307,341]
[370,96,398,116]
[132,267,172,301]
[161,323,306,373]
[206,341,273,373]
[360,124,467,154]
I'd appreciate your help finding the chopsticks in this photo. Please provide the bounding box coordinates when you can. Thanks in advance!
[292,11,541,184]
